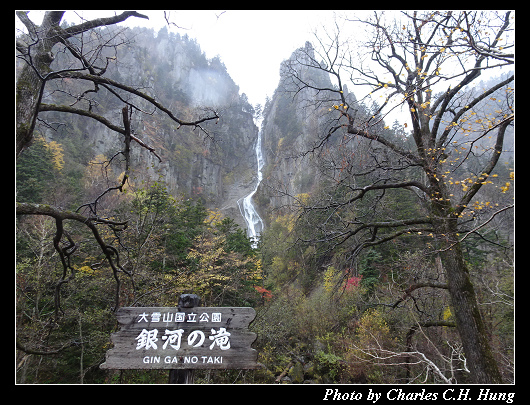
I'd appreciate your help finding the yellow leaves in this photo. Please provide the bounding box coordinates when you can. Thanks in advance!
[323,265,339,293]
[253,259,263,281]
[77,265,96,275]
[295,193,310,206]
[443,306,453,322]
[449,171,512,195]
[277,137,284,150]
[408,230,431,238]
[410,107,416,112]
[185,231,262,303]
[85,154,111,188]
[472,201,484,210]
[357,308,392,349]
[204,209,223,228]
[275,212,296,233]
[117,171,131,192]
[444,120,459,130]
[88,154,107,166]
[44,140,65,172]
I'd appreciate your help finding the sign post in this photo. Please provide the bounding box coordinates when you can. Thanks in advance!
[100,294,261,382]
[168,294,200,384]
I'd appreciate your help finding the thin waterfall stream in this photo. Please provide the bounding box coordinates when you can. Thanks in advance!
[237,127,265,248]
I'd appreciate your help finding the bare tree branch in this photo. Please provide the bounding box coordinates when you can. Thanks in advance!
[17,202,128,315]
[39,103,162,160]
[62,11,149,38]
[45,71,220,129]
[440,204,514,252]
[392,282,449,309]
[16,337,79,356]
[273,11,512,383]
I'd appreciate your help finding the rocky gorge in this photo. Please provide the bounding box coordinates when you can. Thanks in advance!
[33,29,341,240]
[34,26,261,229]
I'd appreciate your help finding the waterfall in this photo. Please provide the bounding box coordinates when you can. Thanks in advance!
[238,127,265,248]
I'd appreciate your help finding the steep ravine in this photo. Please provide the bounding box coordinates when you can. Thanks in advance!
[37,26,260,230]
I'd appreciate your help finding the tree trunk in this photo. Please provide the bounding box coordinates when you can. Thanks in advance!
[16,12,64,157]
[16,58,47,157]
[435,219,503,383]
[168,369,195,384]
[79,313,84,384]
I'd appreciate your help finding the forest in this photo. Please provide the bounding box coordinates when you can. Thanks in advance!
[16,11,513,384]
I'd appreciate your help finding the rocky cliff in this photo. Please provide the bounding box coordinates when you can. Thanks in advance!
[256,42,341,222]
[37,26,259,227]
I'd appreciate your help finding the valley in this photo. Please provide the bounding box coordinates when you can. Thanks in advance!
[16,12,514,385]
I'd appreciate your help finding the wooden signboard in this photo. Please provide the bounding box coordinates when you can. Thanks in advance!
[100,306,260,370]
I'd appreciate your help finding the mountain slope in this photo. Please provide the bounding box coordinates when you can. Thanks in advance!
[30,26,259,226]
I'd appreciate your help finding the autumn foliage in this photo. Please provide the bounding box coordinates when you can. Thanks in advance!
[254,286,273,301]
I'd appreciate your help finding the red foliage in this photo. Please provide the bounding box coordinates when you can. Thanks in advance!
[345,275,362,291]
[254,286,272,301]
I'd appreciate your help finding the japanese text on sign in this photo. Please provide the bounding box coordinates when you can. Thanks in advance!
[135,328,231,351]
[137,311,222,324]
[100,306,260,370]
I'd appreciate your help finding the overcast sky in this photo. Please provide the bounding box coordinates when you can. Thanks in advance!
[124,10,344,107]
[17,10,512,126]
[17,10,344,107]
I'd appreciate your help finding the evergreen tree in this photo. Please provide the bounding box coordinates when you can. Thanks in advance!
[16,137,56,203]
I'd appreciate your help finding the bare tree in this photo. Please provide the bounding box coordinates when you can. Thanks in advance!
[281,11,513,383]
[15,11,219,315]
[350,321,468,384]
[16,11,218,156]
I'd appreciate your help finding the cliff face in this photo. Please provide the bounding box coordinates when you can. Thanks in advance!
[256,42,340,221]
[257,42,516,236]
[38,26,258,227]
